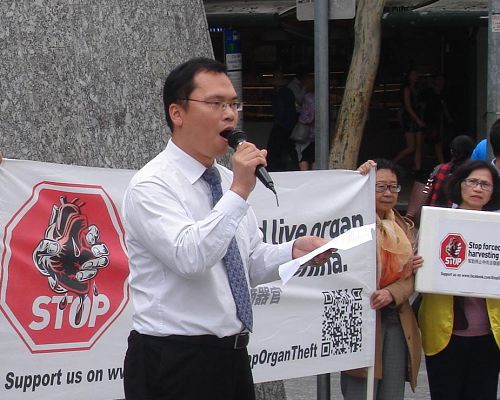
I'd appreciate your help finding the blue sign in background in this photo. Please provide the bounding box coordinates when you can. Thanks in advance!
[224,29,241,54]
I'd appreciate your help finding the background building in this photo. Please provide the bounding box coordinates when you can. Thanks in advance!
[204,0,489,169]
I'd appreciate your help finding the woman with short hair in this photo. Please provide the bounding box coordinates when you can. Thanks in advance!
[419,160,500,400]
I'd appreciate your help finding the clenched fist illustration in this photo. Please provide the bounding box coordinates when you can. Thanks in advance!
[33,196,109,324]
[445,237,462,258]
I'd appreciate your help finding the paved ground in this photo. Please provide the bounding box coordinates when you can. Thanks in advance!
[283,355,430,400]
[283,354,500,399]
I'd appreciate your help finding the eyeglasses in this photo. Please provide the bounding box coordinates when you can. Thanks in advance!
[375,183,401,193]
[179,98,243,112]
[462,178,493,192]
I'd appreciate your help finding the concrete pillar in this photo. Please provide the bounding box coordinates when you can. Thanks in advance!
[0,1,212,169]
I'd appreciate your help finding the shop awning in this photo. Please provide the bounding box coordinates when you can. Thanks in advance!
[383,0,487,25]
[204,0,486,16]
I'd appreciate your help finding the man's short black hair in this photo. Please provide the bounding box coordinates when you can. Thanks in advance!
[162,57,228,131]
[446,160,500,211]
[489,118,500,157]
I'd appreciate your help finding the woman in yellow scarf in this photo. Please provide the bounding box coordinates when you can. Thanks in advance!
[341,159,423,399]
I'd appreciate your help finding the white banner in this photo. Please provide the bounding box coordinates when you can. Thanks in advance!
[416,206,500,299]
[0,159,376,399]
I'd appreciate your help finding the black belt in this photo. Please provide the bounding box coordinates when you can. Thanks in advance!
[137,331,250,350]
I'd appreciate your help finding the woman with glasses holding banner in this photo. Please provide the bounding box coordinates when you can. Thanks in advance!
[341,158,423,400]
[419,160,500,400]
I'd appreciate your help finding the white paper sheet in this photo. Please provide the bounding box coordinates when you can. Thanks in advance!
[279,224,375,284]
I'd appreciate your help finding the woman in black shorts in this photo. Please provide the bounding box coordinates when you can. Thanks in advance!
[394,69,426,174]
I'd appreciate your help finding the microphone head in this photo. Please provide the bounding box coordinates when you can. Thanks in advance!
[227,130,247,150]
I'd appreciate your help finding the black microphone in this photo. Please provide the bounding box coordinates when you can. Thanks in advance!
[227,130,279,202]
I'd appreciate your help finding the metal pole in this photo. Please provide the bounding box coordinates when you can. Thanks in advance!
[366,366,375,400]
[314,0,330,170]
[487,0,500,159]
[317,373,331,400]
[314,0,330,397]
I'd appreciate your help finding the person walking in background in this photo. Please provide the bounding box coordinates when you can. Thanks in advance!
[394,69,426,176]
[296,74,315,171]
[419,160,500,400]
[287,65,307,113]
[341,159,423,400]
[266,70,299,171]
[422,74,453,165]
[121,57,330,400]
[427,134,474,207]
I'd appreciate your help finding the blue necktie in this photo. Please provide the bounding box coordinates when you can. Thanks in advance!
[202,167,253,331]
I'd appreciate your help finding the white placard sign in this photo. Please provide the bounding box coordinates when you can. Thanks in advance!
[415,206,500,299]
[0,159,376,398]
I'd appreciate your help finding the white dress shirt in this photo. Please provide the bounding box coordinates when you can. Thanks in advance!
[122,140,293,337]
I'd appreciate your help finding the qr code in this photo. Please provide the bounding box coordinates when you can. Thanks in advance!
[320,288,363,357]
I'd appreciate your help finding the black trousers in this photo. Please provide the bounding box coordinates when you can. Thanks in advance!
[425,334,500,400]
[123,330,255,400]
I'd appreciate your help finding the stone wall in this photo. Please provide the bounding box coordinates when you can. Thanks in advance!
[0,1,212,169]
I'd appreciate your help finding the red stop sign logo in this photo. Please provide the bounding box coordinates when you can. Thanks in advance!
[0,182,129,353]
[440,233,467,269]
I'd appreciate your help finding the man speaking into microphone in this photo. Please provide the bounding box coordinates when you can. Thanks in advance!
[227,129,279,205]
[122,57,330,400]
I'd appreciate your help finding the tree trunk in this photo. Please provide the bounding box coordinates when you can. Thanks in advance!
[255,380,287,400]
[329,0,386,169]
